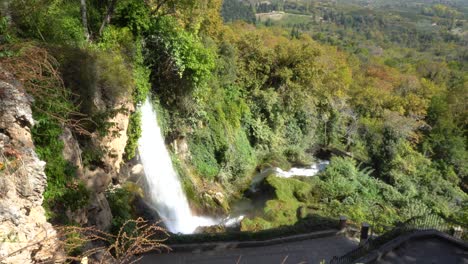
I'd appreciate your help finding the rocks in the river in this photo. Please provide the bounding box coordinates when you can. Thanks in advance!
[202,190,230,214]
[195,224,227,233]
[0,67,61,263]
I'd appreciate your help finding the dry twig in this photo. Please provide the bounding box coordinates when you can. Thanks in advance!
[0,44,92,135]
[2,218,170,264]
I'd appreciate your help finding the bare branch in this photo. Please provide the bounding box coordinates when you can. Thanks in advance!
[0,44,92,136]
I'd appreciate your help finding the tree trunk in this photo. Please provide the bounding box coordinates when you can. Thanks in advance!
[98,0,118,37]
[1,0,11,22]
[80,0,90,41]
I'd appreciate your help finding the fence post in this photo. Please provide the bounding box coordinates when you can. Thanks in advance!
[452,226,463,239]
[339,216,347,231]
[360,222,370,245]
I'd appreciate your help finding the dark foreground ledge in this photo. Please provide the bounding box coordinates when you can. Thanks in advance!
[167,229,342,253]
[356,230,468,263]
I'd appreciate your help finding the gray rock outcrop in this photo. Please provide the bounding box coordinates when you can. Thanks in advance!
[0,68,60,263]
[59,100,134,231]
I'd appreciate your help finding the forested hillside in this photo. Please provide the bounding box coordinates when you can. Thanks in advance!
[0,0,466,260]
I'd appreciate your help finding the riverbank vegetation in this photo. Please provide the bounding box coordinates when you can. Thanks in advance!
[1,0,466,241]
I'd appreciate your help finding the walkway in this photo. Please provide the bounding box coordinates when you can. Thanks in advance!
[140,235,358,264]
[375,237,468,264]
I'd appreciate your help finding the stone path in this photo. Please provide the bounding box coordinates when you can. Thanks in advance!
[140,235,358,264]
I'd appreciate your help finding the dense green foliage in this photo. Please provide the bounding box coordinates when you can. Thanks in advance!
[3,0,467,233]
[124,110,142,161]
[30,78,90,223]
[32,115,90,222]
[221,0,256,24]
[106,183,140,234]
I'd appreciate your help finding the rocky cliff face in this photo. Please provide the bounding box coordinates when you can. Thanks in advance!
[0,69,60,263]
[60,98,134,231]
[99,101,134,178]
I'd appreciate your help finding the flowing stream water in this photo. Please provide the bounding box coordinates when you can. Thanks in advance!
[249,160,330,192]
[138,98,216,234]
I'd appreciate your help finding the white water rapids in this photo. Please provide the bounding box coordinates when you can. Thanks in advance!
[249,160,330,192]
[138,98,217,234]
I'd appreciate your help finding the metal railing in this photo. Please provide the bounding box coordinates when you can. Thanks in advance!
[329,214,459,264]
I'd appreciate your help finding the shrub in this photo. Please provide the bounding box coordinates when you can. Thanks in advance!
[95,50,133,103]
[319,157,360,200]
[145,15,215,115]
[189,132,220,180]
[32,112,90,222]
[106,184,140,234]
[57,47,133,115]
[240,176,313,230]
[124,110,142,161]
[11,0,85,45]
[240,217,272,231]
[132,40,151,104]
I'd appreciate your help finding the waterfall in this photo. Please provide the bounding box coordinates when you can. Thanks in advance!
[138,98,216,234]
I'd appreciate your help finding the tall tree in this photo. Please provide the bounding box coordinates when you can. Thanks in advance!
[99,0,118,36]
[80,0,90,40]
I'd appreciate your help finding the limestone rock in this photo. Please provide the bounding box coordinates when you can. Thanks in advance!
[203,190,230,214]
[59,100,132,231]
[171,137,190,160]
[60,129,113,230]
[82,167,112,193]
[98,101,134,177]
[131,164,144,177]
[87,193,112,231]
[0,67,61,263]
[60,127,84,178]
[66,207,88,225]
[113,160,144,184]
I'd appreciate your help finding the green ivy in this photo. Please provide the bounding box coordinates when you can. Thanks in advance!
[124,110,142,161]
[32,111,90,223]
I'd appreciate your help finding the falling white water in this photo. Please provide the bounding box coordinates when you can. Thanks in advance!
[138,98,217,234]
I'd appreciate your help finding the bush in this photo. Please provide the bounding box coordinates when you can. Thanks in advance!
[11,0,85,45]
[32,112,90,222]
[57,47,134,116]
[124,110,142,161]
[240,176,313,230]
[189,132,220,180]
[95,50,133,103]
[132,40,151,104]
[106,184,140,234]
[319,157,360,200]
[145,15,215,115]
